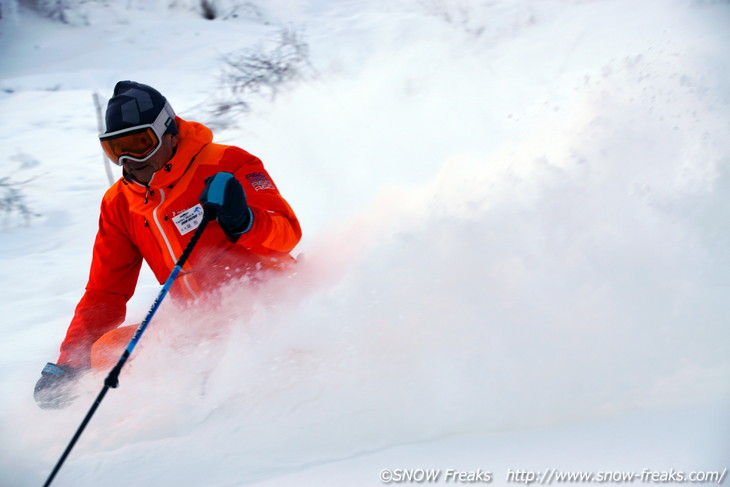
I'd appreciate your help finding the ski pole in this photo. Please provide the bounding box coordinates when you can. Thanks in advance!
[43,211,213,487]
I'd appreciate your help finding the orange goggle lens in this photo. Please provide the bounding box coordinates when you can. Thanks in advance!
[100,127,161,164]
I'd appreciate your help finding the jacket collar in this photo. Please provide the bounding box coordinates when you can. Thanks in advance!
[124,118,214,192]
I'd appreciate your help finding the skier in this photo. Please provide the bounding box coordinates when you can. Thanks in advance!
[33,81,302,409]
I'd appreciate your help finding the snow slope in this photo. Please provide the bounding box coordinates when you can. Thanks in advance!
[1,0,729,486]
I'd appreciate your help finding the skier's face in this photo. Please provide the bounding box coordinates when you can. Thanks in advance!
[122,133,178,185]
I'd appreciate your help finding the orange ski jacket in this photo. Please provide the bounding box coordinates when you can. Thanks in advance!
[58,118,301,368]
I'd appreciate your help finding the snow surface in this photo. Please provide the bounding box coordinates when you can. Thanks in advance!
[1,0,729,486]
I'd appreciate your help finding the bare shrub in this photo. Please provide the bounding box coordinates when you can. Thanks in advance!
[212,27,311,122]
[417,0,536,41]
[18,0,87,24]
[0,177,39,229]
[196,0,267,21]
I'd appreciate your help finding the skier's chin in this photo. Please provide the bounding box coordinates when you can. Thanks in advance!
[124,165,152,183]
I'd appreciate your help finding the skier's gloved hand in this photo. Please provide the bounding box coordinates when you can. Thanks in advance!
[34,362,80,409]
[199,172,253,241]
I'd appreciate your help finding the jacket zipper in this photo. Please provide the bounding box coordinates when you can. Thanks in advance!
[151,188,199,300]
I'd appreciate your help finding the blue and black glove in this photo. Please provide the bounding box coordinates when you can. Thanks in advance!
[200,172,253,241]
[34,362,80,409]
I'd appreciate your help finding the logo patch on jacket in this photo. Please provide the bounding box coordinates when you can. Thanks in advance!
[246,172,275,191]
[172,204,204,235]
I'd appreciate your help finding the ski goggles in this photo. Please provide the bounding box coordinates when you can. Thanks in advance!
[99,102,176,166]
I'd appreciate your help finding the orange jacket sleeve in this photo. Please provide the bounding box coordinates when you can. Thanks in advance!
[220,147,302,256]
[57,195,143,368]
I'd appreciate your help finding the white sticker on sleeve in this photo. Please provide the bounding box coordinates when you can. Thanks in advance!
[172,204,204,236]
